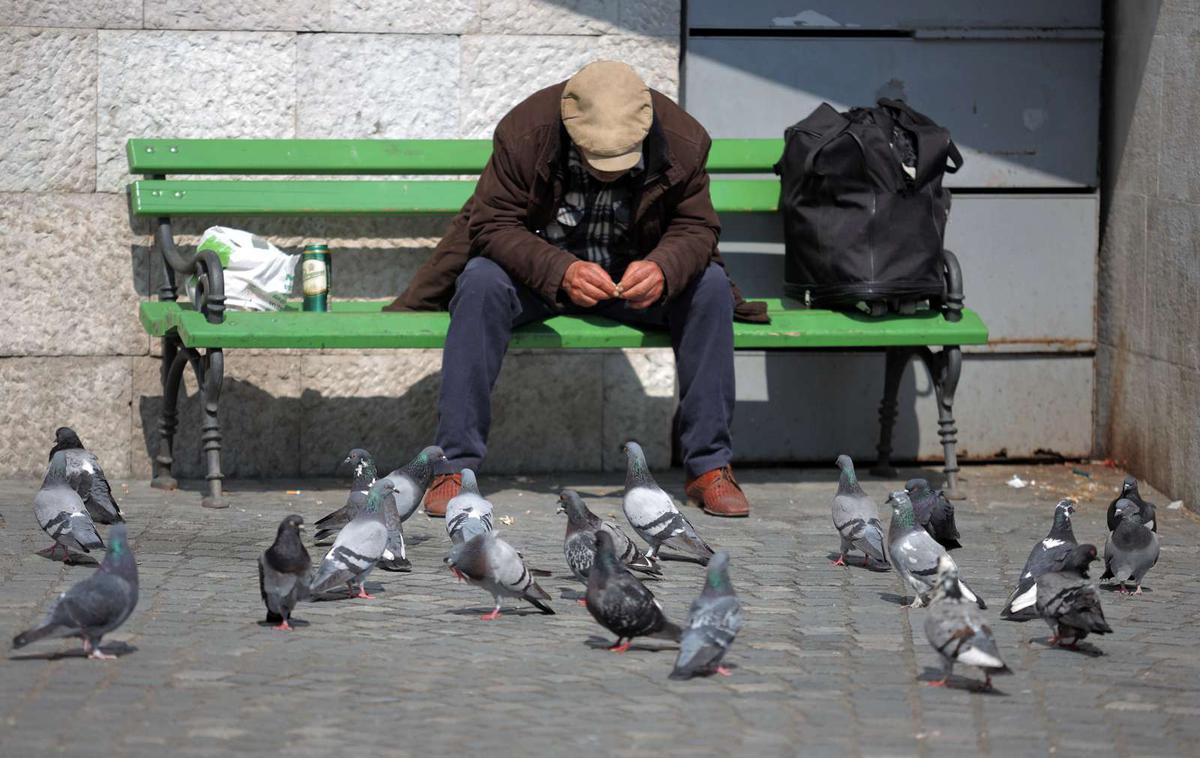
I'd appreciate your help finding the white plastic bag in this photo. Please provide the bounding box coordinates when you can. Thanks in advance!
[186,226,299,312]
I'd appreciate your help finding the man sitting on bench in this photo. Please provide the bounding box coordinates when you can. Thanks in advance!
[391,60,767,518]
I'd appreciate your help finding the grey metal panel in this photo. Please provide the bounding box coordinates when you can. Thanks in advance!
[731,352,1094,463]
[685,37,1101,188]
[718,195,1099,350]
[688,0,1101,30]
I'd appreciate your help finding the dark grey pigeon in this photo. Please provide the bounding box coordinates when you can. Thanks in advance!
[309,479,392,599]
[670,551,743,680]
[36,451,104,561]
[831,455,887,567]
[924,555,1010,689]
[259,515,311,630]
[445,469,494,546]
[444,531,554,620]
[379,446,444,571]
[13,523,138,660]
[905,477,960,551]
[887,491,985,609]
[585,530,681,652]
[558,489,660,584]
[1106,476,1157,532]
[621,441,713,565]
[47,427,123,525]
[1001,499,1077,620]
[1101,498,1160,594]
[1036,543,1112,647]
[313,448,376,543]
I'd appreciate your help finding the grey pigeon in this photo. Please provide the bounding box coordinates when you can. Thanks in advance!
[36,451,104,561]
[621,441,714,565]
[1001,499,1077,620]
[13,523,138,660]
[670,551,743,680]
[1035,543,1112,647]
[923,555,1010,689]
[585,530,681,652]
[1106,476,1157,532]
[378,445,445,570]
[558,489,661,584]
[444,532,554,620]
[905,477,960,551]
[258,515,311,631]
[309,479,393,599]
[831,455,887,567]
[47,427,124,525]
[312,448,377,543]
[445,469,494,546]
[887,490,985,609]
[1101,498,1160,594]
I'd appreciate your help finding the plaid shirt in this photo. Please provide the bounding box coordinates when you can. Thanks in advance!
[542,146,642,277]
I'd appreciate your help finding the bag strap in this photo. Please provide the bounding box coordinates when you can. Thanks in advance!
[801,119,854,176]
[878,98,963,180]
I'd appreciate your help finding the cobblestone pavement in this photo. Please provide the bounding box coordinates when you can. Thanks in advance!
[0,462,1197,756]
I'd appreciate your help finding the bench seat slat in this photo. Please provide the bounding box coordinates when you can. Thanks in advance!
[130,178,781,216]
[126,138,784,175]
[139,300,988,350]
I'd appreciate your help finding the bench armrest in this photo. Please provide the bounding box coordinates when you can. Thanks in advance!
[941,249,964,323]
[155,218,225,324]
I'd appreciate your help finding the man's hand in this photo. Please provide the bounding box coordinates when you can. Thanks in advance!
[562,260,618,307]
[617,260,665,309]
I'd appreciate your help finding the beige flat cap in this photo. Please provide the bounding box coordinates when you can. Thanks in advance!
[561,60,652,172]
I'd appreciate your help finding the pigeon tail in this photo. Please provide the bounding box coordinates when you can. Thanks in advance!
[524,594,556,615]
[12,622,61,649]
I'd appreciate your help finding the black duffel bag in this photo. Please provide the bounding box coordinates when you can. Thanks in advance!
[774,98,963,314]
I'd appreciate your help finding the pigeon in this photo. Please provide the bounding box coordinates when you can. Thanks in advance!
[831,455,887,567]
[1001,499,1078,620]
[1101,498,1160,594]
[444,532,554,620]
[258,515,311,631]
[620,441,714,565]
[1035,543,1112,647]
[887,490,985,609]
[47,427,124,525]
[923,555,1010,689]
[445,469,494,546]
[670,551,743,680]
[585,530,681,652]
[312,448,377,543]
[36,451,105,560]
[13,523,138,660]
[1106,475,1157,532]
[379,445,445,570]
[308,479,393,599]
[558,489,661,582]
[905,477,961,551]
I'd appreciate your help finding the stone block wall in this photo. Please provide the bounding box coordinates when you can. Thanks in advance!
[1098,0,1200,509]
[0,1,681,479]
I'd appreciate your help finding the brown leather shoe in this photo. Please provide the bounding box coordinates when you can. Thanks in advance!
[685,465,750,517]
[423,473,461,518]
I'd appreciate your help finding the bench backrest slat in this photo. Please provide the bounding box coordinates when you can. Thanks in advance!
[129,178,780,216]
[126,138,784,176]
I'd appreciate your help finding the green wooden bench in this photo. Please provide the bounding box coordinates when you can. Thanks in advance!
[127,138,988,508]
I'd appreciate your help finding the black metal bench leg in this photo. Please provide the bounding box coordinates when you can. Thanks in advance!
[196,348,227,509]
[871,347,911,478]
[918,346,964,500]
[152,336,186,491]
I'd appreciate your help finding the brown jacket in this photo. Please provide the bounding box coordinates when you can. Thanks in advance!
[386,82,768,323]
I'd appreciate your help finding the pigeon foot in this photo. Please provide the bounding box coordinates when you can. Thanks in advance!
[83,641,117,660]
[1133,586,1143,596]
[272,621,293,631]
[480,609,502,621]
[926,679,948,688]
[608,640,631,653]
[831,555,846,567]
[576,599,588,607]
[354,589,376,600]
[983,676,994,690]
[716,666,733,677]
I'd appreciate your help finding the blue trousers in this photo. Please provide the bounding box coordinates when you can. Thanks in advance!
[434,257,735,478]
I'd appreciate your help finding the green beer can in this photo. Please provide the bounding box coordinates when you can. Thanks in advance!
[302,244,331,311]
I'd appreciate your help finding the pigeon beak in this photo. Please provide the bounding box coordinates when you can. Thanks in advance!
[298,524,307,531]
[556,504,566,515]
